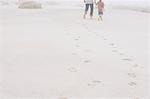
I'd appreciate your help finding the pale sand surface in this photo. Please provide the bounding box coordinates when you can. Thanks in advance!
[0,4,149,99]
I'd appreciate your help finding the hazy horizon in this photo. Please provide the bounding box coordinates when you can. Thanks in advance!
[1,0,148,2]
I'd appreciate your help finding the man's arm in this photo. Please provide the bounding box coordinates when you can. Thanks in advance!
[94,0,97,5]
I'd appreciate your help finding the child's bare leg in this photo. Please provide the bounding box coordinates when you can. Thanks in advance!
[98,15,101,21]
[100,16,103,21]
[98,16,100,21]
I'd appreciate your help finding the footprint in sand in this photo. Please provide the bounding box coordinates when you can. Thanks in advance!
[128,73,136,78]
[75,45,80,47]
[121,58,132,61]
[83,60,91,63]
[128,82,137,86]
[88,80,102,86]
[109,43,115,46]
[66,32,73,36]
[112,50,118,52]
[68,67,77,72]
[77,36,81,38]
[103,38,107,40]
[95,33,99,36]
[111,46,117,48]
[133,64,139,68]
[95,33,98,35]
[74,38,79,41]
[84,49,92,52]
[72,53,78,55]
[109,43,117,48]
[101,36,107,40]
[84,27,89,30]
[133,98,139,99]
[73,36,80,40]
[119,53,124,55]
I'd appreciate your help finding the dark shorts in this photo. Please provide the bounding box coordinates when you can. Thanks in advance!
[98,11,103,16]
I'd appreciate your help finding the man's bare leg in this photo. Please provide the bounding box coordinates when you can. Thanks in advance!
[83,12,87,19]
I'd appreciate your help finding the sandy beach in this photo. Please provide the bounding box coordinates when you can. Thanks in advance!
[0,1,149,99]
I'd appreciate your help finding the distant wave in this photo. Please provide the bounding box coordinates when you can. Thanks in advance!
[39,1,60,6]
[107,4,150,13]
[0,0,149,13]
[0,1,9,5]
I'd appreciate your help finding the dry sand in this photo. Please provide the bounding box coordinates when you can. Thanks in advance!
[0,4,149,99]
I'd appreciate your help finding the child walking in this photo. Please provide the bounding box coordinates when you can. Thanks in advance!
[96,0,104,21]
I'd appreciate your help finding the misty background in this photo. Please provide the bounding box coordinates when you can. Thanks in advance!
[0,0,149,13]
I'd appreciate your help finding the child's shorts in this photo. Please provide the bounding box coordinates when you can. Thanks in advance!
[98,11,103,16]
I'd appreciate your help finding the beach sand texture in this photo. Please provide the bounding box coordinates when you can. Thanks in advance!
[0,1,149,99]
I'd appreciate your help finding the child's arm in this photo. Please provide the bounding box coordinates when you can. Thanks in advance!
[102,2,104,8]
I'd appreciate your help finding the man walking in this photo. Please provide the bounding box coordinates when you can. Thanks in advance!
[83,0,94,19]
